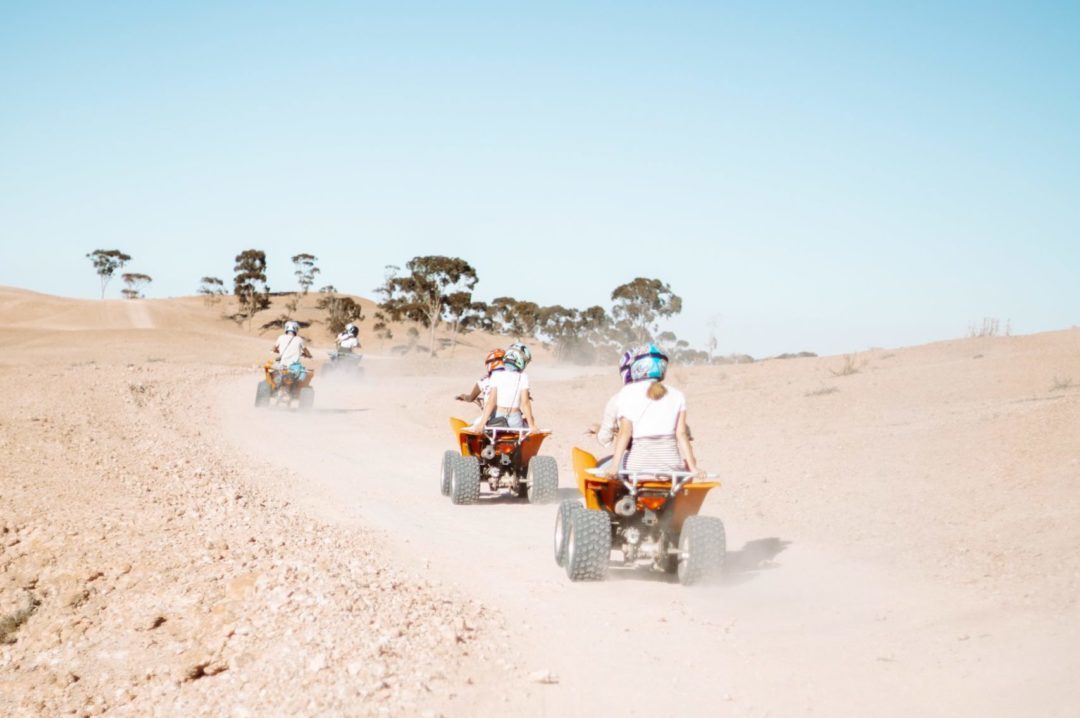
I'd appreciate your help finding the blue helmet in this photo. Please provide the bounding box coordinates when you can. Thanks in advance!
[503,347,527,372]
[508,342,532,366]
[628,344,668,383]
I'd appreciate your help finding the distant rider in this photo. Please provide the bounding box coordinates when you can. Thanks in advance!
[456,349,505,407]
[335,323,361,351]
[272,320,313,387]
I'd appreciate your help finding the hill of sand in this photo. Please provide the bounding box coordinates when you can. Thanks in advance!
[1,286,1078,717]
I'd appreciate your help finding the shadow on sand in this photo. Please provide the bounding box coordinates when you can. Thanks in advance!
[597,536,791,587]
[721,537,790,587]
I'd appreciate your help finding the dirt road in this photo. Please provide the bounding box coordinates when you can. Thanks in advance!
[218,360,1080,718]
[4,289,1077,717]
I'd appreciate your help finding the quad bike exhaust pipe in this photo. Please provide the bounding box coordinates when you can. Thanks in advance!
[615,495,637,517]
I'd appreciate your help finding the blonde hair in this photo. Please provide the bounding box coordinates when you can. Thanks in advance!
[647,380,667,400]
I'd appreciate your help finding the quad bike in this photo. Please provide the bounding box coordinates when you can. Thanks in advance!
[323,349,365,377]
[553,448,725,586]
[440,417,558,505]
[254,360,315,410]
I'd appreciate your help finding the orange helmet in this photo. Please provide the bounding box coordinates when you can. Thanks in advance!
[484,348,506,374]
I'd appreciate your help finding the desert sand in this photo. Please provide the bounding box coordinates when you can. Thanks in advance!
[2,286,1078,717]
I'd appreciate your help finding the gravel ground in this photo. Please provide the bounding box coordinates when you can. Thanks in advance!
[0,360,516,718]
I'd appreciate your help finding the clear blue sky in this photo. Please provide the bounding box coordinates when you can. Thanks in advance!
[2,1,1077,356]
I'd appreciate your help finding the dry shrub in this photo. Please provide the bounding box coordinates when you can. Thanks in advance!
[1050,376,1074,392]
[830,354,860,377]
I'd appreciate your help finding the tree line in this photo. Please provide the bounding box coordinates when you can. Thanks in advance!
[88,248,719,363]
[372,255,710,364]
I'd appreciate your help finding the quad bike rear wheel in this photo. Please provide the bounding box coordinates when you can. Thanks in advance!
[526,455,558,504]
[553,499,583,567]
[255,381,270,408]
[298,387,315,411]
[440,450,456,497]
[677,515,726,586]
[450,455,481,505]
[565,509,611,581]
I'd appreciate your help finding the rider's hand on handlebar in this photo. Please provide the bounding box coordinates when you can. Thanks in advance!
[584,423,600,436]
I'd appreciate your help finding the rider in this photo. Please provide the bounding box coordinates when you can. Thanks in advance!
[605,344,701,478]
[336,323,361,351]
[272,320,313,387]
[456,349,505,407]
[588,347,636,451]
[475,346,536,430]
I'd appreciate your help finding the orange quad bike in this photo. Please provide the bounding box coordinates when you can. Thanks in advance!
[554,448,725,586]
[254,360,315,411]
[441,418,558,505]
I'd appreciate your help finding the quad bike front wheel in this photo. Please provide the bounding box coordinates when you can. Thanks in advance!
[440,450,456,497]
[255,381,271,408]
[677,515,726,586]
[565,509,611,581]
[526,455,559,504]
[553,499,583,567]
[450,454,481,505]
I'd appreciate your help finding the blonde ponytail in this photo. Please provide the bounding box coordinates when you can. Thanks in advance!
[647,380,667,400]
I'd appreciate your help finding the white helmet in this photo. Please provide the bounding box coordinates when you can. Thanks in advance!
[284,320,300,335]
[345,323,359,337]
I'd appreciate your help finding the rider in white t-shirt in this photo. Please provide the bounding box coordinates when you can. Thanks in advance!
[273,321,312,367]
[475,346,536,430]
[272,320,314,387]
[336,323,361,350]
[606,344,701,478]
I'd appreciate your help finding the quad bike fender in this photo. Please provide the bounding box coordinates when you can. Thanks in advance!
[572,447,596,495]
[669,482,721,533]
[263,361,279,391]
[450,417,479,456]
[519,431,551,465]
[572,447,616,511]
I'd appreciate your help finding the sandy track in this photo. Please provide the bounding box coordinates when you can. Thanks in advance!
[3,288,1077,717]
[216,356,1080,718]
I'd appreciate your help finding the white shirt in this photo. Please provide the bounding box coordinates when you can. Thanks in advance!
[488,370,530,410]
[616,381,686,438]
[337,333,360,349]
[274,333,305,366]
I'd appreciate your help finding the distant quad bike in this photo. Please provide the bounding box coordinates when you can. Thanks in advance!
[254,360,315,410]
[440,417,558,505]
[554,448,725,586]
[323,349,365,378]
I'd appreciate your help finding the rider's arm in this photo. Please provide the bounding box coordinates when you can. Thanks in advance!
[606,418,632,478]
[456,383,481,403]
[302,346,313,358]
[676,410,700,475]
[520,389,536,430]
[596,395,619,448]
